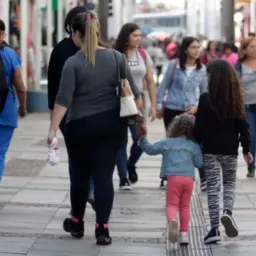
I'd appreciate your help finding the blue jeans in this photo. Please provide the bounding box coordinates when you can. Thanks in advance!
[246,105,256,169]
[59,113,94,197]
[0,125,14,180]
[116,123,143,179]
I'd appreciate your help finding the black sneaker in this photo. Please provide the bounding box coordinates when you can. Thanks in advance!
[221,209,238,238]
[128,166,138,184]
[204,228,221,244]
[63,217,84,239]
[247,166,255,178]
[160,179,166,189]
[95,224,112,246]
[119,177,132,191]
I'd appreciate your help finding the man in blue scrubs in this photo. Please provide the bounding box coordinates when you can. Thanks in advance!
[0,20,27,180]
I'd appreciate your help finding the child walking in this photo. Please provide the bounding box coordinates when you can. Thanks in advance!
[138,114,204,247]
[194,59,252,244]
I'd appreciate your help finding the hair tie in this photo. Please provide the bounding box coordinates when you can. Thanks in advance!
[87,14,92,21]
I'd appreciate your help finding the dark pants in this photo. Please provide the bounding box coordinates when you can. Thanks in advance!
[163,108,205,182]
[66,109,126,224]
[60,113,94,197]
[116,123,143,179]
[156,65,163,86]
[245,104,256,170]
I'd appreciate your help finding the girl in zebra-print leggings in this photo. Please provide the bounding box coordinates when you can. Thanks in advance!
[194,59,253,244]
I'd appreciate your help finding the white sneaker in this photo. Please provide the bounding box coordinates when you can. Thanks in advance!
[168,220,179,243]
[179,232,189,245]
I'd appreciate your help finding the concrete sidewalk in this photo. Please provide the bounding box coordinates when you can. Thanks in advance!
[0,114,255,255]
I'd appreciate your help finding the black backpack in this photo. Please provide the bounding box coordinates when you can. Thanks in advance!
[0,44,8,113]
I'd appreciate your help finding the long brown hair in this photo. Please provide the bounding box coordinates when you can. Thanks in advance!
[238,37,255,61]
[207,59,245,120]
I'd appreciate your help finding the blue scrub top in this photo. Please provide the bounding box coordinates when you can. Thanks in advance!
[0,47,21,128]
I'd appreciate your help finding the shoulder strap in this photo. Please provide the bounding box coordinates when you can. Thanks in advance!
[112,49,127,81]
[138,48,147,63]
[169,60,178,87]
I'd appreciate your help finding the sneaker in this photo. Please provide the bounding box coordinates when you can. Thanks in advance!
[128,166,138,184]
[95,224,112,246]
[160,179,166,189]
[63,217,84,239]
[119,177,132,191]
[179,232,189,245]
[88,196,96,212]
[204,228,221,244]
[168,220,179,243]
[200,180,207,192]
[221,209,238,238]
[247,166,255,178]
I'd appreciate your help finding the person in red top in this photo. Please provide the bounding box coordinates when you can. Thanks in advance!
[201,41,218,65]
[221,43,239,67]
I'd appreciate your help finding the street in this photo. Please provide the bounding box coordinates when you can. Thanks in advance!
[0,113,255,255]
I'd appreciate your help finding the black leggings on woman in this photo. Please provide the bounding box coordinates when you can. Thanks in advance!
[66,109,126,224]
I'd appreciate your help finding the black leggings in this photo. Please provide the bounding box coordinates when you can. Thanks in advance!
[66,109,126,224]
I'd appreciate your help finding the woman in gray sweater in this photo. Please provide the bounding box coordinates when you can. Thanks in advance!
[47,11,142,246]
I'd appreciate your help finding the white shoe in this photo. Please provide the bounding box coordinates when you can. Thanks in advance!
[168,220,179,243]
[166,240,178,251]
[180,232,189,245]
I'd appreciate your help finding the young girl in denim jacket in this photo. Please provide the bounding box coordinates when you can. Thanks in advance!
[138,114,203,249]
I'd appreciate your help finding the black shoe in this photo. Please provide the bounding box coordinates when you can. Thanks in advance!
[95,224,112,246]
[63,217,84,239]
[128,166,138,184]
[221,209,238,238]
[160,179,166,189]
[204,228,221,244]
[247,166,255,178]
[88,196,96,212]
[119,177,132,191]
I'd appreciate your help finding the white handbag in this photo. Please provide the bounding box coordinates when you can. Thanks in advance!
[113,50,139,118]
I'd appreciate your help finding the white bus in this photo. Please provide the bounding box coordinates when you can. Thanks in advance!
[132,11,185,36]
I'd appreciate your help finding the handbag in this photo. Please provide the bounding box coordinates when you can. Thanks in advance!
[113,50,139,118]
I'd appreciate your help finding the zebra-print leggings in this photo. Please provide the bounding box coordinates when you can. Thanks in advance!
[204,154,237,228]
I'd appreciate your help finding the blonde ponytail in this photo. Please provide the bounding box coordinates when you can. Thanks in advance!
[82,11,99,67]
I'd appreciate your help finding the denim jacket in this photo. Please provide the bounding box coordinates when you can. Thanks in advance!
[157,59,208,110]
[138,137,203,179]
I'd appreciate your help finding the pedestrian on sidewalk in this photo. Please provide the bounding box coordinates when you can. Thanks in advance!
[221,43,239,67]
[194,59,253,244]
[115,23,156,190]
[138,114,203,247]
[156,36,208,189]
[47,11,142,246]
[0,19,27,180]
[47,6,96,211]
[235,37,256,178]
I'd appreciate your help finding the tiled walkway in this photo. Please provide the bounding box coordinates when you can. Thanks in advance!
[1,114,256,255]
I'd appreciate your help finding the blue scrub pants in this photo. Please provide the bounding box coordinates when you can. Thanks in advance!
[0,125,15,180]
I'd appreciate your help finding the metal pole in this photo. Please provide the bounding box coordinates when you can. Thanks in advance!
[20,0,28,88]
[184,0,188,35]
[47,0,53,63]
[250,0,256,33]
[57,0,64,42]
[98,0,108,40]
[34,0,42,90]
[222,0,235,42]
